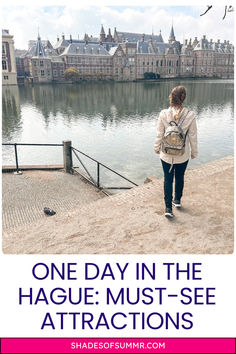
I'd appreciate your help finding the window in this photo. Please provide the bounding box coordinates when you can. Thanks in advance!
[40,60,44,67]
[4,75,8,80]
[34,70,38,76]
[156,60,159,67]
[53,70,57,76]
[47,70,51,76]
[40,70,45,76]
[60,70,64,76]
[2,45,5,54]
[2,60,7,70]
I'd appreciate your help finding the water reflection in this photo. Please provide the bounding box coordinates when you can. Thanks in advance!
[4,80,233,125]
[2,86,22,141]
[2,80,234,184]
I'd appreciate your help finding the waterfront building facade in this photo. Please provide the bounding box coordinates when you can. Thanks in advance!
[29,35,53,83]
[2,29,17,85]
[193,37,234,78]
[13,24,234,84]
[60,42,113,79]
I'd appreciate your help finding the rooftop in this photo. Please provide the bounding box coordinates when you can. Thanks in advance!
[117,31,164,43]
[60,42,111,56]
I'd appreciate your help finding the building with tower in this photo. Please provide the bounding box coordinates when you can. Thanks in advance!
[13,23,234,84]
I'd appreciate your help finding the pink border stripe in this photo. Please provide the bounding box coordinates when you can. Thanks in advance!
[1,338,235,354]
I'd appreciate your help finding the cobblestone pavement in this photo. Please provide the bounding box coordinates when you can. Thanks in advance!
[2,156,234,254]
[2,170,104,230]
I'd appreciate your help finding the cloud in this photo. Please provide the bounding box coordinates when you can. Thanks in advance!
[2,5,234,49]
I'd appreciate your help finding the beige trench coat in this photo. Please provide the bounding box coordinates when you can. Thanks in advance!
[154,107,198,164]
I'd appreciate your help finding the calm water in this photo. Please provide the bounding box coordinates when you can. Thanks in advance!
[2,80,234,186]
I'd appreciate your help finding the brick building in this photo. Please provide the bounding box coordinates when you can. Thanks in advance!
[13,24,234,84]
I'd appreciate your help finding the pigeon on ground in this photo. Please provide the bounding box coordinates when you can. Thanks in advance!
[43,207,56,216]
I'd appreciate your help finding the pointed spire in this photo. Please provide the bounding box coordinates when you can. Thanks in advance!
[113,27,118,42]
[35,32,46,57]
[159,30,164,43]
[100,24,106,42]
[169,23,176,43]
[107,28,112,42]
[100,24,105,35]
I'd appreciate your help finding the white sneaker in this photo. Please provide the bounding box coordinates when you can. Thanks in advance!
[172,200,181,208]
[165,208,174,218]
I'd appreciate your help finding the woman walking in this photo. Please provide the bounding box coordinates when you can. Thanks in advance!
[154,86,198,218]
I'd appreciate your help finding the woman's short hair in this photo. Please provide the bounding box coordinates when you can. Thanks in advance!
[169,86,186,106]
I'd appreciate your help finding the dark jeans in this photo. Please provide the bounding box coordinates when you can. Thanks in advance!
[161,159,189,209]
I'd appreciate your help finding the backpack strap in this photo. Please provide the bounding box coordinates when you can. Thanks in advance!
[169,157,174,173]
[177,109,189,127]
[183,128,189,146]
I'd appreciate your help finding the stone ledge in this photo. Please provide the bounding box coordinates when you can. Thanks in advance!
[2,165,64,172]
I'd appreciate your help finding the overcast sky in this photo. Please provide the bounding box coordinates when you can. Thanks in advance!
[2,5,234,49]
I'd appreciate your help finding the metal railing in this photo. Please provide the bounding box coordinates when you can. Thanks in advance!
[2,143,63,173]
[2,143,138,195]
[71,147,138,195]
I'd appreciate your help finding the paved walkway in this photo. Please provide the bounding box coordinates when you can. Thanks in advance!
[2,170,104,230]
[2,156,234,254]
